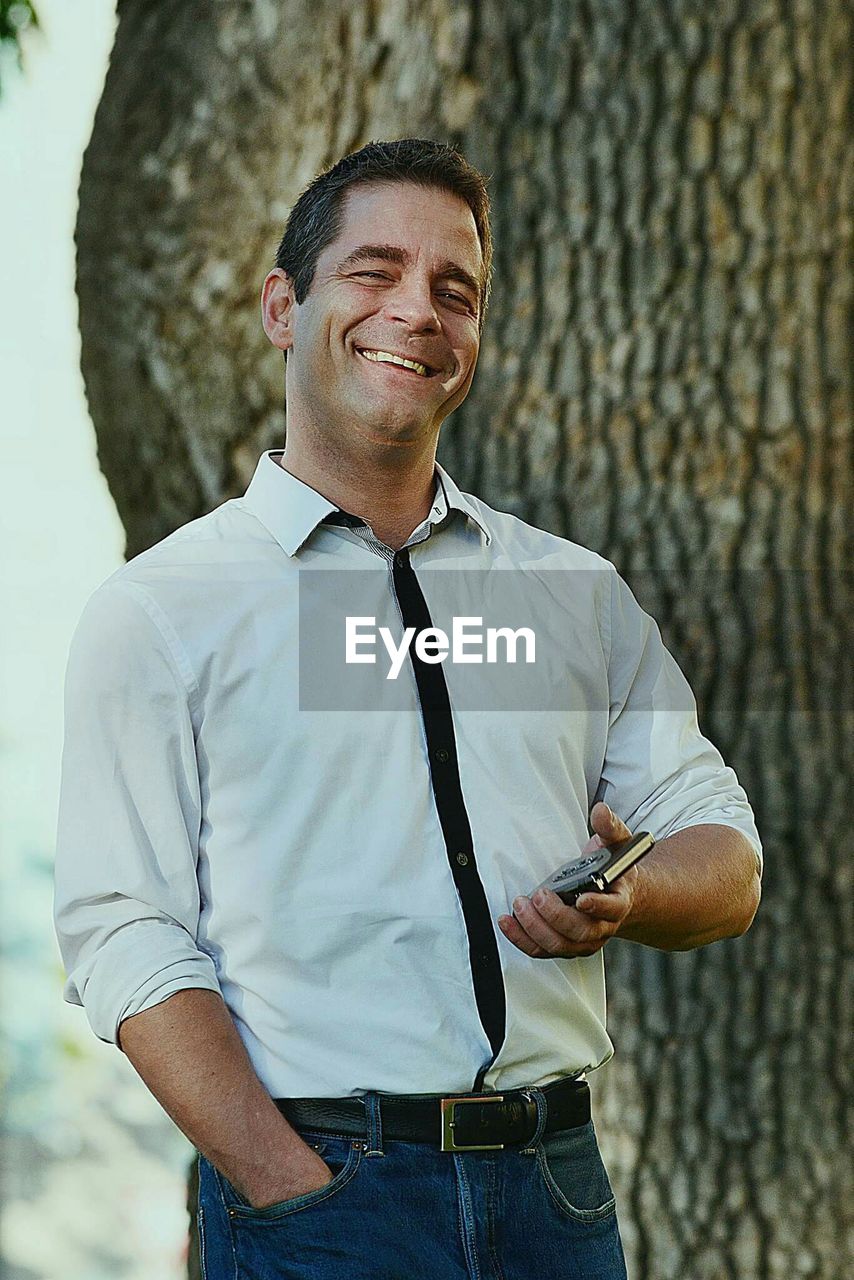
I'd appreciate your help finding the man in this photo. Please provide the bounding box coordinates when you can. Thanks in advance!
[54,139,762,1279]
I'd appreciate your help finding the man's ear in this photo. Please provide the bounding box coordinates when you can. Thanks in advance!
[261,269,297,352]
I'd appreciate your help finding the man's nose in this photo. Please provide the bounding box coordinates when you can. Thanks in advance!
[383,278,440,331]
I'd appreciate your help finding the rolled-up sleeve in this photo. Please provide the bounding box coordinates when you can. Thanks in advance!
[595,567,763,875]
[53,578,221,1045]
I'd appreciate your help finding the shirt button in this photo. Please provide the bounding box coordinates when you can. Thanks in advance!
[456,852,469,866]
[434,748,450,763]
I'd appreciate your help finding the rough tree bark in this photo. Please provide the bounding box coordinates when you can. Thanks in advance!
[76,2,851,1278]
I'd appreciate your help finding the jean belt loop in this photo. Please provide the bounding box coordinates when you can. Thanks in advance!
[363,1091,385,1158]
[520,1086,548,1155]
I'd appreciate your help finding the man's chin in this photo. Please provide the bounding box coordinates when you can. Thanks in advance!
[350,407,438,447]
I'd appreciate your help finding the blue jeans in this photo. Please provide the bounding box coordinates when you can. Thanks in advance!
[197,1090,628,1279]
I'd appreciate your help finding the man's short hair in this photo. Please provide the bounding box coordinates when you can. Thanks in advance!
[275,138,493,331]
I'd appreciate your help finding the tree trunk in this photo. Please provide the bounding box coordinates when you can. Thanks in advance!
[76,2,852,1277]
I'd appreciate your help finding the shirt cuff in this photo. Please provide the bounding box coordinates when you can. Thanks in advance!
[63,920,222,1045]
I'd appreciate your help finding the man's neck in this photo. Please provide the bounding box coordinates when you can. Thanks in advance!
[275,444,437,552]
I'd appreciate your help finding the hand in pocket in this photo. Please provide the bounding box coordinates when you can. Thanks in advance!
[237,1140,335,1210]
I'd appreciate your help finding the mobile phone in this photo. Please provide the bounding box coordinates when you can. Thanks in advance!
[529,831,656,907]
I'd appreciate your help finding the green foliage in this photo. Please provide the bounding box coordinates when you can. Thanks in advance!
[57,1033,88,1062]
[0,0,39,93]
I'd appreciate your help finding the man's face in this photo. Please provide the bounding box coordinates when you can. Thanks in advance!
[263,181,483,449]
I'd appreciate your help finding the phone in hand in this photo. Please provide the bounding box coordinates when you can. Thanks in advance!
[529,831,656,907]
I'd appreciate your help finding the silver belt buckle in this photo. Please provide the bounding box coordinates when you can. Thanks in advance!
[440,1093,505,1152]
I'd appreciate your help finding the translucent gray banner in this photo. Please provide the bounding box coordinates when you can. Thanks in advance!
[297,567,699,713]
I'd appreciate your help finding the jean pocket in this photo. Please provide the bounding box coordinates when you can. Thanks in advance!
[214,1134,363,1221]
[536,1120,617,1223]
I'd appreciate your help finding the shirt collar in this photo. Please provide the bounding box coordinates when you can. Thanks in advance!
[242,450,492,556]
[433,460,492,546]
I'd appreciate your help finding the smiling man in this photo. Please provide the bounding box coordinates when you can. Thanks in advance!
[54,139,762,1280]
[261,173,484,549]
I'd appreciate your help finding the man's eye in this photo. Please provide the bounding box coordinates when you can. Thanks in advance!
[354,271,389,280]
[439,291,475,311]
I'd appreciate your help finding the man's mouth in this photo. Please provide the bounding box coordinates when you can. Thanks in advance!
[356,347,438,378]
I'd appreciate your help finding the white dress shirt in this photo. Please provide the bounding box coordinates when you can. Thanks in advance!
[53,449,762,1098]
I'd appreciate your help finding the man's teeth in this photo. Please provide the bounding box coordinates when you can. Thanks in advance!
[360,349,430,377]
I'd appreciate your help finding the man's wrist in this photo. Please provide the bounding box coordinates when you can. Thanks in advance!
[614,862,649,939]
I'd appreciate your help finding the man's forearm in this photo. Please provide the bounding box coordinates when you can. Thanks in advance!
[616,823,761,950]
[117,988,323,1205]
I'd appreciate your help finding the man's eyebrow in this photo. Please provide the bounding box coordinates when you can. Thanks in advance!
[434,259,481,300]
[335,244,409,271]
[335,244,481,301]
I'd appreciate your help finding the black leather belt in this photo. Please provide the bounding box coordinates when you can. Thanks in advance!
[273,1075,590,1152]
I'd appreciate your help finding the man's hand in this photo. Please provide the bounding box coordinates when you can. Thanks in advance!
[498,803,638,959]
[240,1145,334,1209]
[118,990,340,1215]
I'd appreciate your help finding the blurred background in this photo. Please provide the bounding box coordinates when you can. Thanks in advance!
[1,3,198,1277]
[1,1,850,1278]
